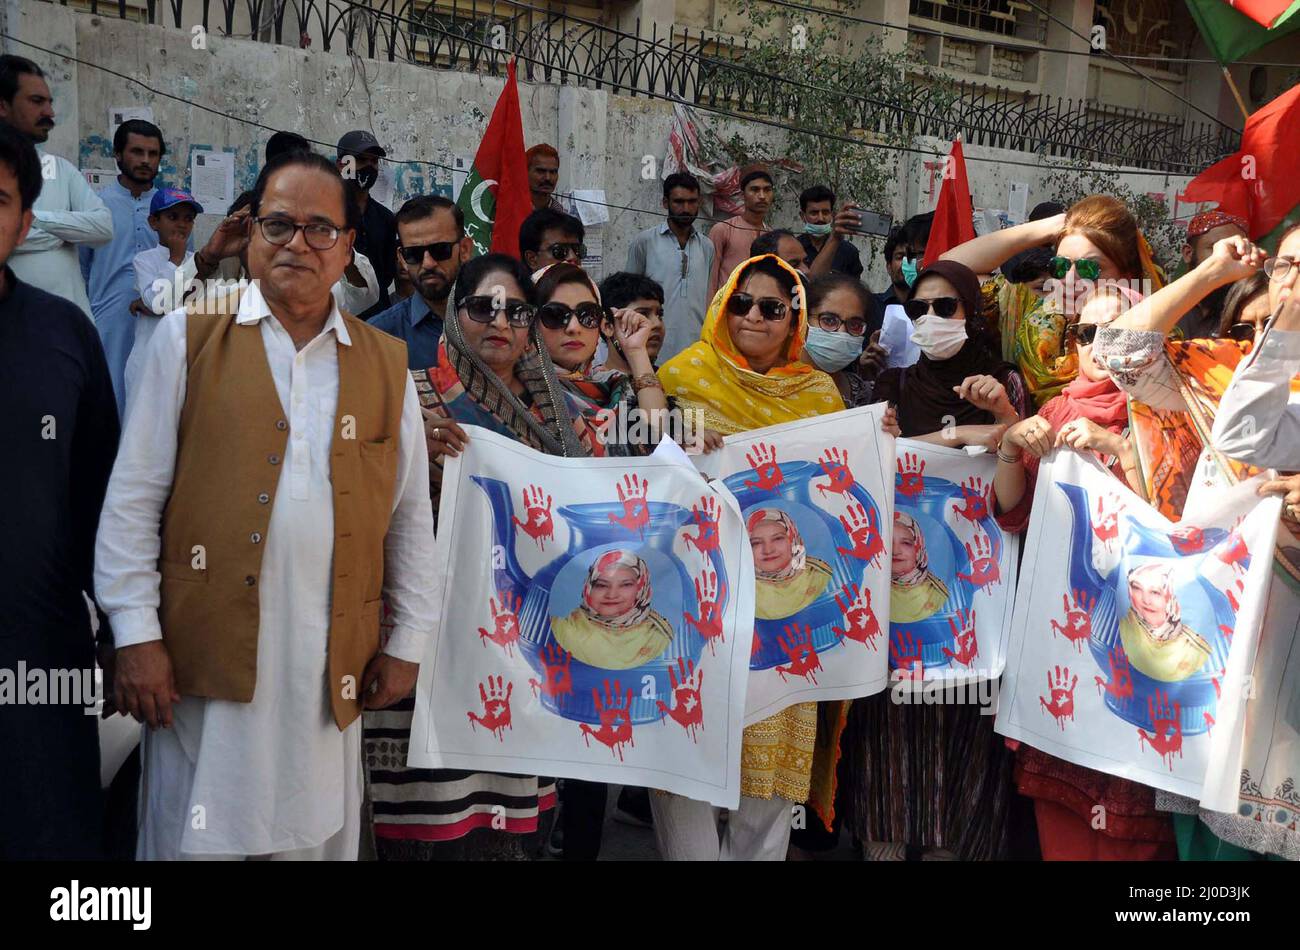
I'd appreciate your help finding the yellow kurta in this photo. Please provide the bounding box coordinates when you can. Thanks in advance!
[755,558,832,620]
[1118,613,1211,682]
[551,610,673,670]
[890,575,950,624]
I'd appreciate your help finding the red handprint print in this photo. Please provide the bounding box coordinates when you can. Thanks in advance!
[608,473,650,535]
[953,476,992,524]
[1093,646,1134,700]
[1049,589,1095,652]
[466,676,513,741]
[750,629,762,660]
[682,495,721,555]
[744,442,784,492]
[1217,528,1249,574]
[477,591,522,657]
[1225,577,1245,613]
[528,642,574,700]
[956,532,1001,590]
[1137,689,1184,770]
[1170,525,1206,555]
[655,657,704,742]
[815,447,855,498]
[890,629,924,679]
[942,607,979,667]
[579,679,635,761]
[1092,495,1120,548]
[511,485,555,549]
[832,583,882,650]
[1039,666,1078,730]
[684,569,727,655]
[836,502,885,565]
[775,622,823,683]
[897,452,926,498]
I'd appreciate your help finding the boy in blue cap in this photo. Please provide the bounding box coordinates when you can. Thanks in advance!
[125,187,203,405]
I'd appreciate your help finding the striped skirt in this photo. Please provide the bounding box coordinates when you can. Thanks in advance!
[363,696,556,858]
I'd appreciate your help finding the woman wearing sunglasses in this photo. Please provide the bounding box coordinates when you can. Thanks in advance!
[985,286,1176,861]
[801,273,882,409]
[366,254,613,861]
[871,259,1030,448]
[941,195,1165,408]
[532,263,670,455]
[1093,230,1300,863]
[655,254,846,860]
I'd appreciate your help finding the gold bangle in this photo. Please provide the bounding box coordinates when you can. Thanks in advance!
[631,373,662,393]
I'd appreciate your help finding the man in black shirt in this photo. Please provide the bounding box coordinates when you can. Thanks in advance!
[798,185,864,280]
[336,130,396,318]
[0,123,119,858]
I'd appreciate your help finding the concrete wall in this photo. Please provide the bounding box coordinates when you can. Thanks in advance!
[3,2,1203,295]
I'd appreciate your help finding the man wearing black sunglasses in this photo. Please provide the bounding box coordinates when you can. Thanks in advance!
[519,207,586,272]
[367,195,471,370]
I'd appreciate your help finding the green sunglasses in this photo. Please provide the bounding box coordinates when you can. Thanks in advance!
[1050,256,1101,281]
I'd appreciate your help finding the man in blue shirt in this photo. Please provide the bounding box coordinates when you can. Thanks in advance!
[79,118,165,415]
[367,195,471,370]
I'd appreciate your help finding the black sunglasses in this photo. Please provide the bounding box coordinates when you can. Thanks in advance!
[902,297,961,320]
[537,301,605,330]
[399,241,457,265]
[461,295,536,328]
[726,292,789,321]
[1068,322,1100,346]
[546,242,587,262]
[814,312,868,336]
[1223,322,1257,342]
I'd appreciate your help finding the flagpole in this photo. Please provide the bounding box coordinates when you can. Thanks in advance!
[1221,67,1251,123]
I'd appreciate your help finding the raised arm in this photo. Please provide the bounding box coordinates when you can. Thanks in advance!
[1110,235,1265,334]
[940,213,1064,274]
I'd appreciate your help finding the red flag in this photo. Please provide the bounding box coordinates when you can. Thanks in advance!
[1221,0,1294,28]
[1180,82,1300,240]
[922,139,976,268]
[456,59,532,258]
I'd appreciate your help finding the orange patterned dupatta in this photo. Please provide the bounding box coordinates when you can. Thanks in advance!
[1128,337,1300,586]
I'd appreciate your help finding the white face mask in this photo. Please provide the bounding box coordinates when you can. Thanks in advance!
[804,326,862,372]
[910,313,967,360]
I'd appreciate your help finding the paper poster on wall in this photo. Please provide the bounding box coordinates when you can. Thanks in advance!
[451,156,471,202]
[108,106,154,144]
[888,439,1019,688]
[82,169,118,191]
[695,406,894,724]
[1008,181,1029,224]
[409,427,755,807]
[188,149,235,215]
[580,229,603,282]
[572,189,610,226]
[995,450,1279,799]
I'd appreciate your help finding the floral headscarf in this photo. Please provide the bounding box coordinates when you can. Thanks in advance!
[892,511,932,588]
[580,549,653,629]
[748,507,807,582]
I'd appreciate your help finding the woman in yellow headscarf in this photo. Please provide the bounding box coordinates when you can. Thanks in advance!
[552,549,673,670]
[748,507,833,620]
[652,254,844,860]
[890,511,950,624]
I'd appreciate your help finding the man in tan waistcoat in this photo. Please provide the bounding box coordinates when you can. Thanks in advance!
[95,151,440,860]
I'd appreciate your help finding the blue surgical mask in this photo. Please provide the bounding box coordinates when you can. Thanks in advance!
[901,256,920,287]
[803,222,832,237]
[804,327,863,372]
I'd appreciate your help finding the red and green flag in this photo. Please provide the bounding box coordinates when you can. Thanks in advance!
[1184,0,1300,64]
[1180,82,1300,241]
[922,139,976,268]
[457,59,532,258]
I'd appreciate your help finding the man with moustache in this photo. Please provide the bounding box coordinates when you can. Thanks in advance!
[80,119,167,415]
[708,164,772,299]
[0,55,112,318]
[95,151,439,860]
[336,130,396,318]
[367,195,472,369]
[625,172,714,362]
[1175,211,1249,339]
